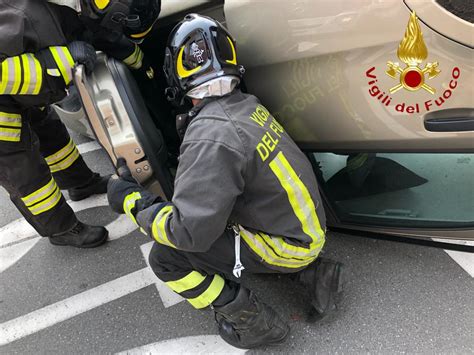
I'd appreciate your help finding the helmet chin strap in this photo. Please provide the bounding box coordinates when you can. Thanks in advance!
[47,0,81,11]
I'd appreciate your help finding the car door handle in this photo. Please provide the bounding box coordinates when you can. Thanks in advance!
[424,108,474,132]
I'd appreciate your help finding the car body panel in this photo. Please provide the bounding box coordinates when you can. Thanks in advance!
[224,0,474,151]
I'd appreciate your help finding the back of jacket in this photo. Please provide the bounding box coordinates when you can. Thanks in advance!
[166,89,326,267]
[0,0,68,59]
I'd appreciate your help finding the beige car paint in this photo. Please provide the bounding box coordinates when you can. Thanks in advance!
[405,0,474,48]
[224,0,474,151]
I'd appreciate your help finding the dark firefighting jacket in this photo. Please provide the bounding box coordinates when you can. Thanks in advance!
[126,90,327,271]
[0,0,144,110]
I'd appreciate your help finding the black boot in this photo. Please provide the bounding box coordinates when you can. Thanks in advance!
[214,286,289,349]
[297,257,345,322]
[48,221,108,248]
[68,173,111,201]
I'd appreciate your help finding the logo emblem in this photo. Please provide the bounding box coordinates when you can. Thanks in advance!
[385,12,440,94]
[191,43,205,64]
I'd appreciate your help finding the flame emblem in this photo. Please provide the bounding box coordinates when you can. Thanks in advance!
[386,12,440,94]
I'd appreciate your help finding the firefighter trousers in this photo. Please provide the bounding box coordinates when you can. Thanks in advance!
[148,228,300,309]
[0,106,94,236]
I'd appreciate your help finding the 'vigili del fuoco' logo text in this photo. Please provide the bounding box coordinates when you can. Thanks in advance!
[365,11,460,115]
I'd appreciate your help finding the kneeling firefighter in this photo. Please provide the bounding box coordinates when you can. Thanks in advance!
[0,0,160,247]
[108,14,345,348]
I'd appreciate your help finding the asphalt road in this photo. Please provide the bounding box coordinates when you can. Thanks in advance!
[1,132,473,354]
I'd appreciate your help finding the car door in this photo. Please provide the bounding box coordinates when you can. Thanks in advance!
[224,0,474,240]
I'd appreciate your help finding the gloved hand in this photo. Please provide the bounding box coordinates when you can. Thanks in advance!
[107,158,163,215]
[131,54,155,80]
[107,158,143,214]
[67,41,97,74]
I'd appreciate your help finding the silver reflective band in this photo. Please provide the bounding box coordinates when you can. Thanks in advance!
[47,0,81,11]
[186,76,240,99]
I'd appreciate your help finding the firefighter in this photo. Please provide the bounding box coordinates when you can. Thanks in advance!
[108,14,344,349]
[0,0,160,248]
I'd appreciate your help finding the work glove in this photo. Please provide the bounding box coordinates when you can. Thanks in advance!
[107,158,163,215]
[67,41,97,74]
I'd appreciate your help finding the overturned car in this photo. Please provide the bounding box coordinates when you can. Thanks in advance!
[55,0,474,242]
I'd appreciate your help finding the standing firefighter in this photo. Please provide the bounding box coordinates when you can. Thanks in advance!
[0,0,160,247]
[108,14,345,349]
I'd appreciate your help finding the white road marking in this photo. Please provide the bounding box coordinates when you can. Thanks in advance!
[108,214,139,241]
[117,335,246,355]
[0,219,37,247]
[0,194,137,273]
[140,242,185,308]
[0,194,110,247]
[0,238,40,273]
[0,243,183,345]
[77,141,101,154]
[433,239,474,278]
[445,249,474,278]
[0,268,157,346]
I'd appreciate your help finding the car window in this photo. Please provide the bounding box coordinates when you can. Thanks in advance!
[310,152,474,228]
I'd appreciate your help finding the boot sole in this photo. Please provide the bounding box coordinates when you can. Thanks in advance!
[266,325,290,347]
[307,262,345,323]
[49,230,108,248]
[221,327,290,350]
[333,262,345,294]
[218,320,290,350]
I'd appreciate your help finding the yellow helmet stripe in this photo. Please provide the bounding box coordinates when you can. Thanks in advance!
[94,0,110,10]
[176,46,202,79]
[225,36,237,65]
[130,25,154,39]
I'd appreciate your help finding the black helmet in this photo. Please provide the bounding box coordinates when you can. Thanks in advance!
[79,0,161,42]
[163,14,245,103]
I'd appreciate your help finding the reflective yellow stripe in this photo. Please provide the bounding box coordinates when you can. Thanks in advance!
[21,178,57,207]
[225,36,237,65]
[187,275,225,309]
[123,45,144,69]
[166,271,207,294]
[28,186,62,215]
[0,127,21,142]
[45,139,75,166]
[32,54,43,95]
[240,227,315,269]
[123,45,139,65]
[123,191,142,225]
[177,46,201,79]
[269,152,325,247]
[0,59,9,94]
[19,54,31,95]
[49,46,74,84]
[151,205,176,248]
[0,112,22,128]
[11,56,22,95]
[49,147,80,173]
[17,54,41,95]
[258,232,320,259]
[64,47,75,68]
